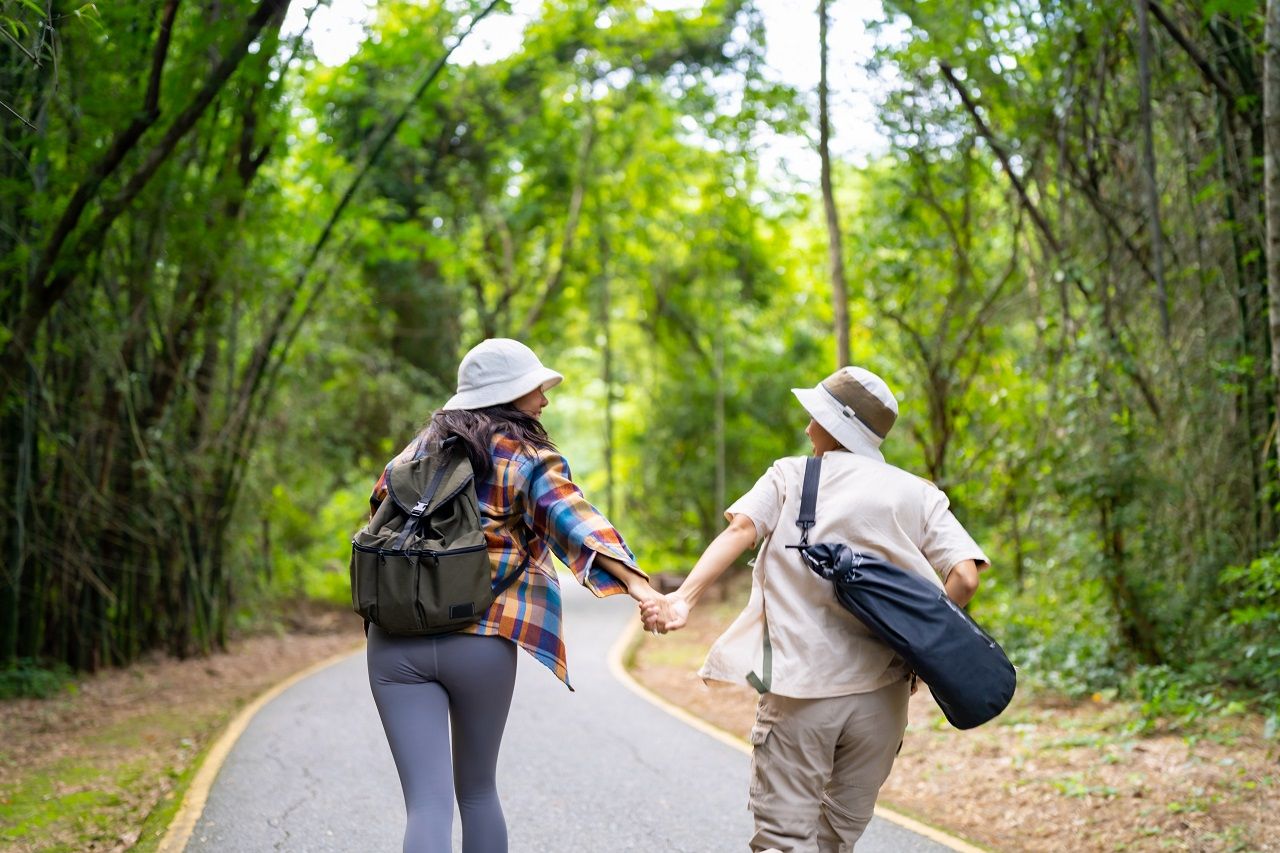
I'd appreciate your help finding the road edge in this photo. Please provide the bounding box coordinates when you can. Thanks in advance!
[605,619,990,853]
[156,643,364,853]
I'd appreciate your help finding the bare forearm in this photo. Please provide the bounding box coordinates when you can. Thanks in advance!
[676,519,756,607]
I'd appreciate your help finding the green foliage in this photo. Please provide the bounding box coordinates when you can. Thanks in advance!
[1201,0,1259,20]
[242,479,370,608]
[1127,664,1237,734]
[1210,553,1280,719]
[1221,552,1280,642]
[0,658,76,700]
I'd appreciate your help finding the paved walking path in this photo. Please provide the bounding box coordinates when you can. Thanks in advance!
[186,582,956,852]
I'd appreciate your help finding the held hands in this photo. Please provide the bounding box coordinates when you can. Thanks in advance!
[639,593,690,635]
[609,561,691,635]
[626,579,666,635]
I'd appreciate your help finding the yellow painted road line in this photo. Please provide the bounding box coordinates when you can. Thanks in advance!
[158,643,364,853]
[605,619,989,853]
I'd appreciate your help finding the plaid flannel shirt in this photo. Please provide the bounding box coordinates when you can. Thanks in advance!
[371,432,642,689]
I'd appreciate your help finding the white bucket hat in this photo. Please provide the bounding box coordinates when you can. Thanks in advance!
[442,338,563,411]
[792,366,898,462]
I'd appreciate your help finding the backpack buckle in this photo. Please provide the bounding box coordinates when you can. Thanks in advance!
[410,501,429,517]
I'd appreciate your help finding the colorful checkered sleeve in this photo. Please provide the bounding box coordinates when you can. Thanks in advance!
[520,451,642,597]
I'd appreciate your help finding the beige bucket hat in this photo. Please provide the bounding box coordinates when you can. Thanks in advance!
[442,338,563,411]
[792,366,898,461]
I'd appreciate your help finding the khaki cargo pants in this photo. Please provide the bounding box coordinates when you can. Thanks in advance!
[748,678,910,853]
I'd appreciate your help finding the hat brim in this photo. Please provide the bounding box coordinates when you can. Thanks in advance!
[792,386,885,463]
[443,367,563,411]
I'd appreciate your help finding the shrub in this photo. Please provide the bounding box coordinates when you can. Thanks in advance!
[0,658,76,699]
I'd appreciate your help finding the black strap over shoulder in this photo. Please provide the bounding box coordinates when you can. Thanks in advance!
[392,438,462,551]
[797,455,822,546]
[751,455,822,692]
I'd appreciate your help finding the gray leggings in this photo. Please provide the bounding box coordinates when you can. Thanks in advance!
[367,626,518,853]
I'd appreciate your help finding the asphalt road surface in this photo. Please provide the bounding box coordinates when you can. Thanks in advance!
[187,581,955,852]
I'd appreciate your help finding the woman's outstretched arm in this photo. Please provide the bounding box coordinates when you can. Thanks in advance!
[594,552,663,606]
[642,513,757,632]
[522,450,655,599]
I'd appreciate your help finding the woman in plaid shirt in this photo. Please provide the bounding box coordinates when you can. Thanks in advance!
[366,338,661,853]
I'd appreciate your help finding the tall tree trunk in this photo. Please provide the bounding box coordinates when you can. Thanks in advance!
[1,364,36,666]
[1,1,54,668]
[1218,91,1266,551]
[818,0,850,367]
[1099,496,1163,665]
[1265,0,1280,435]
[1135,0,1171,339]
[598,228,616,520]
[714,282,727,516]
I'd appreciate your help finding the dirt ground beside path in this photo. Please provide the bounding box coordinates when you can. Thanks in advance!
[0,603,364,853]
[628,577,1279,853]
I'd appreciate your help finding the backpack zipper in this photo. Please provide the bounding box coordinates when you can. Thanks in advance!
[352,541,487,558]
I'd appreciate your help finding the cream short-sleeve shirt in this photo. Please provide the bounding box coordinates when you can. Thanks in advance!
[698,450,989,699]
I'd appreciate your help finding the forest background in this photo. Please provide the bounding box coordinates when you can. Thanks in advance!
[1,0,1278,739]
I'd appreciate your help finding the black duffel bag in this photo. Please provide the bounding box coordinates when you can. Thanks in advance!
[791,456,1016,730]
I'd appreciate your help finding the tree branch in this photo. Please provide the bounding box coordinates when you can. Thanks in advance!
[1061,154,1158,283]
[1135,0,1172,339]
[819,0,850,367]
[935,64,1164,420]
[938,62,1063,257]
[518,111,597,339]
[26,0,181,305]
[0,97,37,130]
[1147,0,1236,103]
[6,0,281,379]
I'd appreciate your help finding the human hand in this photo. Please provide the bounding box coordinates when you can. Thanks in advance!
[627,581,665,635]
[639,596,666,634]
[640,593,690,634]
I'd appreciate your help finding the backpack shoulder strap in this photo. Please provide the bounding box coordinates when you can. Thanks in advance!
[796,455,822,546]
[391,438,464,550]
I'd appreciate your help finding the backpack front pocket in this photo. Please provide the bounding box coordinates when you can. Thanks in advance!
[373,551,423,634]
[415,544,492,632]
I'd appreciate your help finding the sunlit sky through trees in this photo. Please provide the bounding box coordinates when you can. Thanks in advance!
[283,0,892,182]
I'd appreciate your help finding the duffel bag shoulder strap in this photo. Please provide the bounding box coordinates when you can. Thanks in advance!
[745,455,823,695]
[796,455,822,545]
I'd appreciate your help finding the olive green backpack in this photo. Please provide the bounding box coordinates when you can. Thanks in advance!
[350,437,516,635]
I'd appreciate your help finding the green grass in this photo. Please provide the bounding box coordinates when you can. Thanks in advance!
[1,758,136,851]
[0,707,225,853]
[130,736,218,853]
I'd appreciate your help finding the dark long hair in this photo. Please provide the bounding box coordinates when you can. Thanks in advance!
[421,404,556,481]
